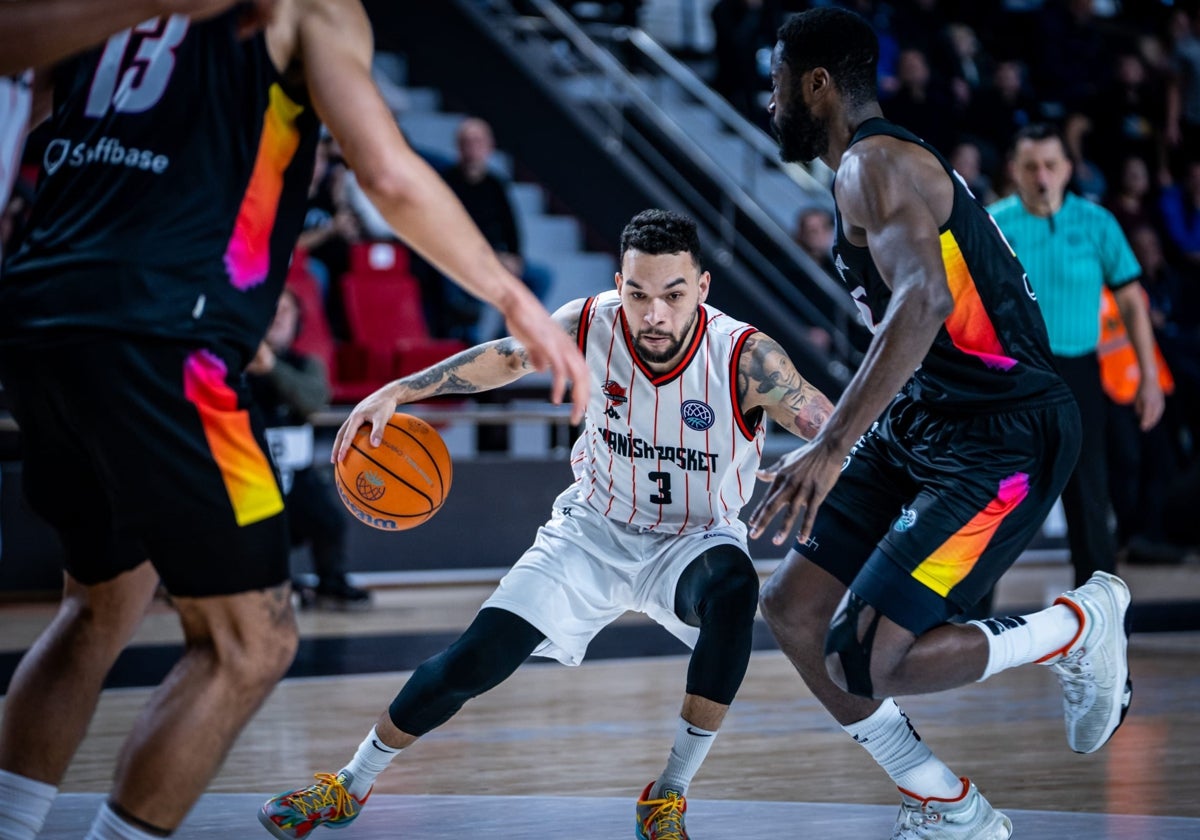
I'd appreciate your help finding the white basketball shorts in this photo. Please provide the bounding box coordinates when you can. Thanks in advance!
[481,482,749,666]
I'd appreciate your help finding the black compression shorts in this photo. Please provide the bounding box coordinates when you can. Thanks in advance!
[797,392,1081,634]
[0,335,290,597]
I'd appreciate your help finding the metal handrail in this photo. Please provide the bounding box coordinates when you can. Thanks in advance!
[517,0,860,336]
[623,28,828,195]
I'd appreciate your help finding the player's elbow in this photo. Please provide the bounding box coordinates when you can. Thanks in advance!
[920,283,955,325]
[355,163,418,215]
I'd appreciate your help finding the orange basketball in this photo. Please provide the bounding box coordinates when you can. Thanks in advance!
[334,413,452,531]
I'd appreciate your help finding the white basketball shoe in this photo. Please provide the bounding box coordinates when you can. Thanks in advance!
[1042,571,1133,754]
[892,778,1012,839]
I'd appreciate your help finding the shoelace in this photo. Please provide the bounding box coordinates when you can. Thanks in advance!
[286,773,356,819]
[892,801,943,838]
[1051,648,1094,707]
[640,793,686,840]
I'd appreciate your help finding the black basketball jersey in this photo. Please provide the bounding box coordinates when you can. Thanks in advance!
[0,11,320,359]
[831,117,1067,410]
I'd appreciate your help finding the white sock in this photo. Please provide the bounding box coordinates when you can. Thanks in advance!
[340,726,401,799]
[843,699,961,799]
[652,716,718,797]
[0,769,57,840]
[83,802,164,840]
[969,603,1080,681]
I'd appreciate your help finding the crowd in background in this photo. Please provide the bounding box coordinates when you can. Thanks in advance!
[767,0,1200,562]
[3,0,1198,558]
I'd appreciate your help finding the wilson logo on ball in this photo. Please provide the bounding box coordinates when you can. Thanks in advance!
[335,414,453,532]
[356,470,387,501]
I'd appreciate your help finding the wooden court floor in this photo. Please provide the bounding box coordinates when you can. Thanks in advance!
[2,561,1199,838]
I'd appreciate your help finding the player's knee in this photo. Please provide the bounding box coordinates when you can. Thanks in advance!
[438,640,499,696]
[699,561,759,627]
[759,576,820,643]
[675,547,757,629]
[241,621,298,686]
[198,610,298,690]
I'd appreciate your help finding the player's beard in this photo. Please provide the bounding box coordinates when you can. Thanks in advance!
[633,309,698,365]
[773,102,828,165]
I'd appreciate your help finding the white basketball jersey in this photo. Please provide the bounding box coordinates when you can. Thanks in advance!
[570,290,765,535]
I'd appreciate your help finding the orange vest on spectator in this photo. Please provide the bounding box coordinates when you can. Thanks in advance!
[1097,287,1174,405]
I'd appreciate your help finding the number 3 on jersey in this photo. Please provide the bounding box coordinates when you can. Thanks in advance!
[648,471,673,505]
[85,16,189,118]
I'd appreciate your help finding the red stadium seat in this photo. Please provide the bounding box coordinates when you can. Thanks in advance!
[339,270,467,385]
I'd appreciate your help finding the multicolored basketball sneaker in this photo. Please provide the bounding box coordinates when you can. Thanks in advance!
[258,771,370,838]
[635,781,688,840]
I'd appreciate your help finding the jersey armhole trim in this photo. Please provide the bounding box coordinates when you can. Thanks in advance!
[577,296,596,356]
[730,326,759,441]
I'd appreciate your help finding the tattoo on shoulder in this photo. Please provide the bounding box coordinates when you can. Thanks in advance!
[739,334,801,403]
[739,333,830,439]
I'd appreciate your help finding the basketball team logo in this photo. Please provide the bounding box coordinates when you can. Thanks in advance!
[602,380,628,405]
[894,506,918,532]
[356,470,387,501]
[681,400,715,431]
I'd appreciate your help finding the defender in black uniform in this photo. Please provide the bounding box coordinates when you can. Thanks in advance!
[0,2,588,837]
[750,9,1133,838]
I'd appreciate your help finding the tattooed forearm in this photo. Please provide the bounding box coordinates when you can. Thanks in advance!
[493,337,532,367]
[788,385,833,439]
[397,338,533,399]
[405,346,486,393]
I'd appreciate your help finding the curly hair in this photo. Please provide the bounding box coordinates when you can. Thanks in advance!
[777,7,878,108]
[619,209,702,268]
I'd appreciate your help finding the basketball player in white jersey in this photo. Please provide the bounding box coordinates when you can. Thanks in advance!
[260,209,835,840]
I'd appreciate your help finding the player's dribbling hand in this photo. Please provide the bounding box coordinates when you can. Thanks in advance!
[331,384,402,464]
[748,443,842,546]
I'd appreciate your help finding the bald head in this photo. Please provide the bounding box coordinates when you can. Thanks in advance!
[456,117,495,181]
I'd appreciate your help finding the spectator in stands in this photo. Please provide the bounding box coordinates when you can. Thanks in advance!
[793,206,837,279]
[1062,111,1107,202]
[1131,223,1200,475]
[1159,158,1200,268]
[1098,281,1181,564]
[1090,51,1168,186]
[962,59,1039,172]
[298,133,363,302]
[1166,6,1200,174]
[297,133,365,341]
[417,117,550,344]
[941,22,992,111]
[1034,0,1109,116]
[247,290,371,610]
[1105,154,1160,238]
[949,139,998,204]
[710,0,784,124]
[882,47,958,153]
[989,122,1165,586]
